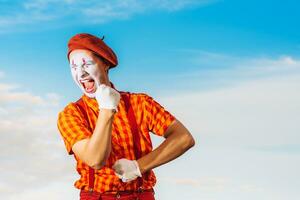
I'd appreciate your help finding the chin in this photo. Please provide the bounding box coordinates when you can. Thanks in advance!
[85,91,96,98]
[80,86,96,98]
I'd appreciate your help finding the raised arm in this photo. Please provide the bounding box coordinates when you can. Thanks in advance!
[73,83,120,169]
[72,109,115,170]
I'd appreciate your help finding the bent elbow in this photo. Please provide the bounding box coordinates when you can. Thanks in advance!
[183,133,195,150]
[90,159,106,170]
[89,151,111,170]
[91,162,104,170]
[189,134,195,148]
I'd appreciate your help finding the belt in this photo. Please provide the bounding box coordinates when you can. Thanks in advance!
[80,188,155,199]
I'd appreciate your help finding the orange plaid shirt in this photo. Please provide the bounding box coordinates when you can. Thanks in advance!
[57,82,176,193]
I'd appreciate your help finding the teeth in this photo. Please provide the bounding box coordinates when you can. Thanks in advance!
[80,79,92,83]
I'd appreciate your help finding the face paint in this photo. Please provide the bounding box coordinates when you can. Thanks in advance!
[69,50,103,98]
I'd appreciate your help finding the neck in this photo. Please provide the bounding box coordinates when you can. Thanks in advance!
[104,80,113,88]
[105,81,112,88]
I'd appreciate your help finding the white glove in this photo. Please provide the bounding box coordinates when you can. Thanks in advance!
[112,158,142,182]
[83,61,120,112]
[95,84,120,112]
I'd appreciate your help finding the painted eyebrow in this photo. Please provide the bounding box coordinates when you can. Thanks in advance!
[82,58,95,63]
[84,60,95,64]
[70,60,77,67]
[70,60,95,67]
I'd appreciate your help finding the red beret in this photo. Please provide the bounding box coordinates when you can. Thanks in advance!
[67,33,118,68]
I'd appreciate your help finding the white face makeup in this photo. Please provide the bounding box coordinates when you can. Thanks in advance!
[69,50,102,98]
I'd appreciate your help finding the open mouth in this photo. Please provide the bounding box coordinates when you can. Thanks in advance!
[80,79,96,93]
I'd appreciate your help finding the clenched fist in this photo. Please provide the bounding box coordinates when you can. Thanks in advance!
[95,84,121,112]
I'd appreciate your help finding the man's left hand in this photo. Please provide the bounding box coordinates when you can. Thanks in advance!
[112,158,142,182]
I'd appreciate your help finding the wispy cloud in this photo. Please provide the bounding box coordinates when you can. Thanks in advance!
[247,144,300,154]
[159,176,264,195]
[0,0,217,31]
[81,0,218,23]
[0,77,69,198]
[0,82,60,106]
[165,50,300,94]
[160,176,229,190]
[157,53,300,149]
[164,74,300,147]
[6,182,79,200]
[146,53,300,199]
[0,70,4,78]
[181,49,300,76]
[1,51,299,199]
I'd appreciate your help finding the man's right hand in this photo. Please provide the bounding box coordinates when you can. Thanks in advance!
[95,84,120,112]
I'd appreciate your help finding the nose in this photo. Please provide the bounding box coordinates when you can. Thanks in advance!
[77,66,88,79]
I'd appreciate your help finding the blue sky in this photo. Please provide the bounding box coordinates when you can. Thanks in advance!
[1,0,300,99]
[0,1,299,199]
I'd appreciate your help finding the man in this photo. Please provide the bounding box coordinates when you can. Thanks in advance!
[57,33,195,200]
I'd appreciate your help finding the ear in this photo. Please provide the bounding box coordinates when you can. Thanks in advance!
[105,64,110,72]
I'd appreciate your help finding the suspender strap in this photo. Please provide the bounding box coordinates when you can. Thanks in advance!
[75,98,95,193]
[122,93,142,159]
[121,92,144,189]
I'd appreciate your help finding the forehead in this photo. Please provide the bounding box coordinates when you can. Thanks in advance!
[69,49,95,61]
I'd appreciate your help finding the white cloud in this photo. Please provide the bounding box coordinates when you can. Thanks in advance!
[7,182,79,200]
[0,83,18,91]
[147,53,300,199]
[1,53,300,199]
[0,79,71,199]
[155,0,218,11]
[0,83,60,106]
[179,50,300,78]
[239,184,264,192]
[0,0,217,30]
[235,55,300,75]
[81,0,217,23]
[164,51,300,96]
[160,176,229,190]
[161,55,300,147]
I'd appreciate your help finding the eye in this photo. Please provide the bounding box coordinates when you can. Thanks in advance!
[84,63,93,68]
[71,65,77,70]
